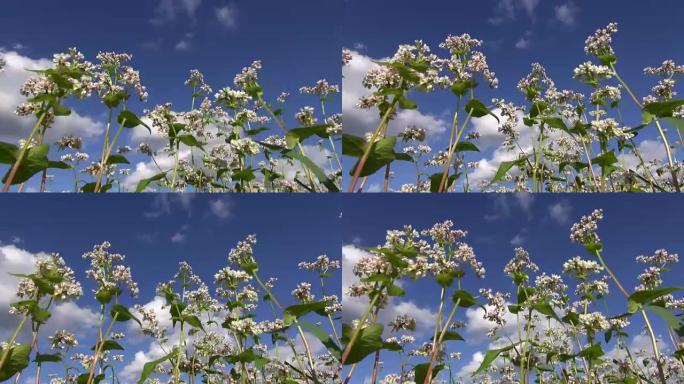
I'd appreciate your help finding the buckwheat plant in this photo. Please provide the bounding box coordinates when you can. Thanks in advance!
[0,237,341,383]
[0,50,340,193]
[344,24,684,192]
[343,213,684,384]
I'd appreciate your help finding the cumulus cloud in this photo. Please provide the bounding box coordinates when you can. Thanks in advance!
[555,2,579,26]
[548,199,572,224]
[489,0,541,24]
[0,51,104,146]
[175,33,194,51]
[208,198,231,219]
[342,51,447,139]
[143,194,195,219]
[342,245,436,336]
[0,245,99,342]
[618,139,667,181]
[215,4,238,29]
[483,194,535,222]
[150,0,203,25]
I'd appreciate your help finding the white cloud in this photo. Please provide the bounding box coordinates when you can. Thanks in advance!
[151,0,203,24]
[555,2,579,26]
[352,42,367,51]
[457,351,485,378]
[209,198,231,219]
[548,199,572,224]
[0,245,99,342]
[215,4,238,29]
[0,51,104,146]
[175,33,193,51]
[618,139,667,180]
[515,37,530,49]
[170,225,188,243]
[510,228,527,245]
[489,0,541,24]
[483,194,535,222]
[143,194,195,218]
[342,51,447,139]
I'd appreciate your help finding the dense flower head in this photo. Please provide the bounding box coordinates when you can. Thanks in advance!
[228,234,257,265]
[185,69,212,94]
[299,79,339,97]
[644,60,684,77]
[233,60,262,89]
[298,254,340,272]
[342,48,352,66]
[82,241,139,297]
[0,55,5,72]
[584,22,619,57]
[562,256,603,279]
[13,253,82,304]
[49,330,78,350]
[569,209,603,244]
[503,247,539,282]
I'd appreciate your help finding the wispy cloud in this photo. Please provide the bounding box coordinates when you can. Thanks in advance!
[555,1,579,26]
[215,4,238,29]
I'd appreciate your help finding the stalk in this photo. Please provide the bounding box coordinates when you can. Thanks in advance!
[3,110,48,191]
[610,63,680,192]
[0,314,30,370]
[341,292,380,364]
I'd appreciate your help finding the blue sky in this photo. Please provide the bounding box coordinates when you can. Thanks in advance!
[342,0,684,190]
[341,193,684,381]
[0,194,341,383]
[0,0,341,191]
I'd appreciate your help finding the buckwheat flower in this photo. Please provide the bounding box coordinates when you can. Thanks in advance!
[636,266,663,291]
[389,314,416,332]
[504,247,539,282]
[49,330,78,350]
[673,106,684,119]
[440,33,482,54]
[233,60,262,89]
[299,79,339,97]
[342,48,352,66]
[573,62,613,83]
[298,254,340,272]
[292,282,314,303]
[425,150,449,167]
[137,142,153,156]
[117,145,132,154]
[56,135,83,150]
[323,295,341,314]
[230,137,260,156]
[575,276,610,298]
[590,85,622,104]
[75,152,89,162]
[82,241,139,298]
[262,135,287,148]
[276,92,289,103]
[562,256,603,279]
[214,266,252,290]
[295,106,317,126]
[60,154,74,162]
[228,234,257,265]
[479,288,510,336]
[215,87,251,109]
[578,312,610,333]
[636,249,679,265]
[591,118,633,140]
[185,69,212,94]
[399,126,426,142]
[570,209,603,244]
[325,113,342,135]
[421,220,467,244]
[134,305,165,340]
[644,60,684,76]
[584,22,619,57]
[651,78,677,101]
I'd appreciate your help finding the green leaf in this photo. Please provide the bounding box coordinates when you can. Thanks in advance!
[34,353,62,364]
[435,271,459,288]
[347,136,397,178]
[117,110,150,132]
[531,303,561,322]
[465,99,499,122]
[177,134,203,149]
[137,350,177,384]
[300,320,342,361]
[387,284,405,297]
[281,149,340,192]
[283,301,328,326]
[642,100,684,118]
[0,142,18,164]
[0,344,31,381]
[430,172,458,193]
[398,97,417,110]
[452,290,477,308]
[103,92,125,109]
[106,154,130,165]
[52,103,71,116]
[77,373,105,384]
[578,344,604,360]
[473,344,518,375]
[627,287,683,313]
[451,79,478,97]
[341,134,366,158]
[645,305,684,332]
[134,172,167,192]
[443,331,465,342]
[285,124,331,148]
[414,362,444,384]
[231,168,256,182]
[454,142,480,152]
[1,144,70,185]
[342,323,384,365]
[110,304,141,325]
[489,156,530,185]
[92,340,124,352]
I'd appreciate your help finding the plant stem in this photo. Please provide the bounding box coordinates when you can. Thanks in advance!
[3,111,48,191]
